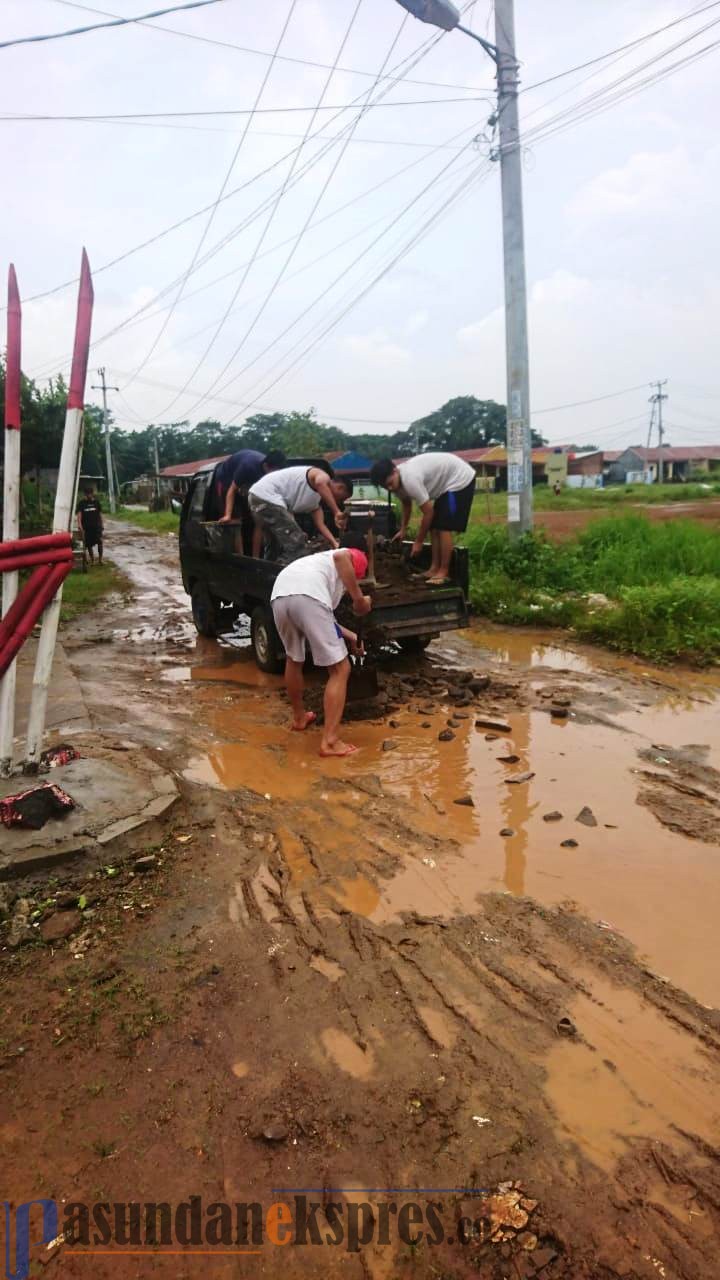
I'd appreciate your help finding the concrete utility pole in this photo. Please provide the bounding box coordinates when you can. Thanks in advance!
[494,0,532,535]
[91,367,119,513]
[650,380,668,483]
[153,429,161,501]
[394,0,532,535]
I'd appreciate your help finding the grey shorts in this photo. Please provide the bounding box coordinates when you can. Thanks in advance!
[271,595,348,667]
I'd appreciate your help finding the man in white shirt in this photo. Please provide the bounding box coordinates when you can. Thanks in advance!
[271,547,371,758]
[248,465,351,565]
[370,452,476,585]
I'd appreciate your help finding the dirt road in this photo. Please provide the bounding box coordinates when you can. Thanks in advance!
[475,498,720,539]
[2,520,719,1279]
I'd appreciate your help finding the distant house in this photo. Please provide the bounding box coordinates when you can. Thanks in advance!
[606,446,720,485]
[157,456,229,496]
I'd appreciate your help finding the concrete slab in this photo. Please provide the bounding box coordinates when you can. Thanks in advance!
[0,746,178,879]
[11,639,91,753]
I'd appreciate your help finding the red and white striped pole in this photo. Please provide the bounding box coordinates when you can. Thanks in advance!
[26,249,94,767]
[0,264,22,775]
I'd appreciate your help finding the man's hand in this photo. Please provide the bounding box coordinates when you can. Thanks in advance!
[218,514,231,524]
[352,593,372,617]
[391,528,406,544]
[410,539,424,558]
[346,631,365,657]
[335,510,348,531]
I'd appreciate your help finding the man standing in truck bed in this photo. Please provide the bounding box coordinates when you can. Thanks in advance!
[248,465,352,565]
[370,452,475,585]
[216,448,287,546]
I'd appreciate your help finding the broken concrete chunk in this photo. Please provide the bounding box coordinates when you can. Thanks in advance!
[542,811,563,822]
[40,909,83,944]
[576,806,598,827]
[469,675,491,693]
[497,753,520,764]
[506,771,535,785]
[382,740,399,752]
[500,828,515,837]
[134,854,158,873]
[476,717,512,734]
[438,730,455,742]
[453,795,474,807]
[561,838,579,849]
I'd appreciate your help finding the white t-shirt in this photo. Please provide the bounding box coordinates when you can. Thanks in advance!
[397,453,475,505]
[271,550,345,610]
[249,466,320,513]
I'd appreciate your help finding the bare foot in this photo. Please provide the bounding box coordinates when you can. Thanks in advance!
[422,567,440,579]
[319,740,359,758]
[291,711,317,732]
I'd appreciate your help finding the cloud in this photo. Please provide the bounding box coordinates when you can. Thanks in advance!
[566,148,705,222]
[342,328,412,369]
[404,309,429,336]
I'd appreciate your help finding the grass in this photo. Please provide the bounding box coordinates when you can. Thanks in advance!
[468,480,720,521]
[115,505,179,533]
[464,514,720,663]
[60,562,131,624]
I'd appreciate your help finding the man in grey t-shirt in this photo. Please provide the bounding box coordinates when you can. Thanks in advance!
[370,452,475,584]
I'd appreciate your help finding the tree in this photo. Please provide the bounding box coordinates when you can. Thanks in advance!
[409,396,507,451]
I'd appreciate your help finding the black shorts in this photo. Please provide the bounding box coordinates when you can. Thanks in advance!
[83,528,102,549]
[431,478,475,532]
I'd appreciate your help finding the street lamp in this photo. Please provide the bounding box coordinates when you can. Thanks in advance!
[395,0,533,535]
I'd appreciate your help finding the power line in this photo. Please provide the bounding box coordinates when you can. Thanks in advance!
[521,0,720,93]
[28,117,483,380]
[0,0,226,50]
[53,0,483,92]
[121,0,299,388]
[1,96,484,123]
[4,5,469,314]
[219,159,489,425]
[150,0,372,414]
[168,2,409,419]
[533,385,650,416]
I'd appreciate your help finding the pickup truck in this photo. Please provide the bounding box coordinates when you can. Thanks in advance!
[179,459,470,673]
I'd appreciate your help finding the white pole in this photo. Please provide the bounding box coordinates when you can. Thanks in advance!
[0,432,21,774]
[0,264,22,776]
[25,407,84,766]
[494,0,533,536]
[26,250,93,768]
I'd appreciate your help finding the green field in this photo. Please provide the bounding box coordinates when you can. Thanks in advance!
[465,514,720,664]
[468,480,720,521]
[60,562,131,624]
[115,505,180,533]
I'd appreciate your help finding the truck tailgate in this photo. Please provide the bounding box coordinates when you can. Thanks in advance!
[362,586,468,643]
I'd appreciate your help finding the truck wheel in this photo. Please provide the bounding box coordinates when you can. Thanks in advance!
[191,583,219,638]
[251,605,285,674]
[398,634,432,653]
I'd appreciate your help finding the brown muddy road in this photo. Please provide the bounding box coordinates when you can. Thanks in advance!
[2,520,720,1280]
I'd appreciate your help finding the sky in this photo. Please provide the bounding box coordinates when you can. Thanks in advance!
[3,0,720,451]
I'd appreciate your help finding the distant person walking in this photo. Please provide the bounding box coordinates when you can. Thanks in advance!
[370,452,475,585]
[76,486,104,566]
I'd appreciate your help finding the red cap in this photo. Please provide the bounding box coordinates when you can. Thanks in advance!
[347,548,368,580]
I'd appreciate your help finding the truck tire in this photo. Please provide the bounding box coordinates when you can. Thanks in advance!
[191,583,219,638]
[251,605,285,674]
[398,634,432,653]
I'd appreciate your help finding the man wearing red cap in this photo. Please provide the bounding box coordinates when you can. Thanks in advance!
[271,547,371,757]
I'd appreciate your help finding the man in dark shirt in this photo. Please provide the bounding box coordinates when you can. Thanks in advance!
[76,486,104,566]
[215,448,287,555]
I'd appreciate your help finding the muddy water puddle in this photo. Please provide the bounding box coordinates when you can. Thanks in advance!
[184,664,720,1005]
[544,977,719,1170]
